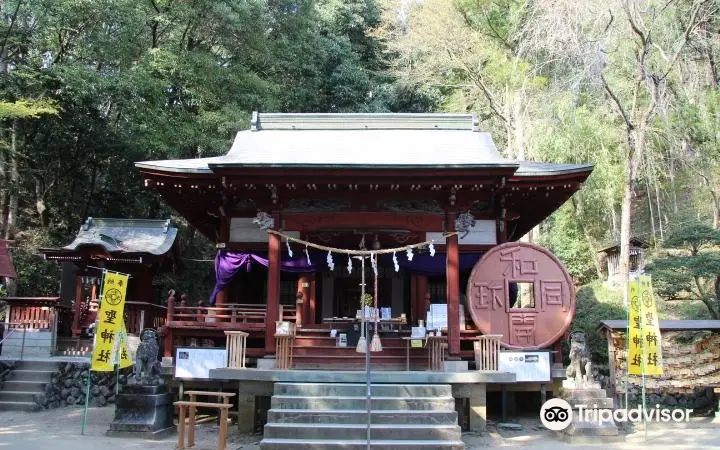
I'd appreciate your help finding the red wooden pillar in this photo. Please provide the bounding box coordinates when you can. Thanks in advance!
[265,215,281,355]
[308,273,317,326]
[295,276,305,327]
[215,288,227,305]
[416,275,428,322]
[446,211,460,358]
[71,276,83,337]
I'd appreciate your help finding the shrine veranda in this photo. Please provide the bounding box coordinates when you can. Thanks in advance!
[132,112,592,414]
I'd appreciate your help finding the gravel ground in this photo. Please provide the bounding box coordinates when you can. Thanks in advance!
[0,406,718,449]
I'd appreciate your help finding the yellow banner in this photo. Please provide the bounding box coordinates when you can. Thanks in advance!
[627,275,663,376]
[91,272,131,371]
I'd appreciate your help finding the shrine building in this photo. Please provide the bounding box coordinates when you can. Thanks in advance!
[135,112,592,372]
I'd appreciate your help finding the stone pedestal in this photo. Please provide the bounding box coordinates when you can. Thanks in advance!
[107,384,175,439]
[558,381,622,444]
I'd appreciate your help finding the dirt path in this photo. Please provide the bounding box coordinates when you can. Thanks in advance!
[0,406,718,449]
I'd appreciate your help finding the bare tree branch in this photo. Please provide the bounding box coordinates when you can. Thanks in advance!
[601,72,634,131]
[660,0,716,80]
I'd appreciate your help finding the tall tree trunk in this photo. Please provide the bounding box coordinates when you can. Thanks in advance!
[645,177,657,243]
[4,119,18,240]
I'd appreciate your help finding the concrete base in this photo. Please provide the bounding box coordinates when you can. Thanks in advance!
[443,360,468,372]
[257,357,277,370]
[559,386,620,443]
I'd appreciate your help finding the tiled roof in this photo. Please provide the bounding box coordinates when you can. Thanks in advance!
[51,218,177,256]
[135,112,593,176]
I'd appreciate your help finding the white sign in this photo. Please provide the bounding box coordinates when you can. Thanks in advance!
[174,347,228,379]
[427,304,448,330]
[498,351,551,382]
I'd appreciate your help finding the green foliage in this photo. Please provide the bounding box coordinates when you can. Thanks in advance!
[647,220,720,319]
[360,293,374,308]
[0,0,431,296]
[539,204,597,284]
[570,282,626,364]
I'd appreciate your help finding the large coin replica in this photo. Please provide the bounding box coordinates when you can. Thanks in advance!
[466,242,575,350]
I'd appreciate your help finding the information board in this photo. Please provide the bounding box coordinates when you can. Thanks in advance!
[498,351,551,382]
[427,303,448,330]
[174,347,227,379]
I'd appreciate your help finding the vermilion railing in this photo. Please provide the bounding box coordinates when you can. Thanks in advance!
[4,297,60,330]
[125,301,167,334]
[166,302,295,330]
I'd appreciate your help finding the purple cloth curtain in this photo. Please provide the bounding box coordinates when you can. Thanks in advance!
[208,251,318,305]
[208,250,484,304]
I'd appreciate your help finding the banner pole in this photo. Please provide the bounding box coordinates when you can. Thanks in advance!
[640,276,648,442]
[624,286,630,411]
[81,368,92,435]
[81,269,106,435]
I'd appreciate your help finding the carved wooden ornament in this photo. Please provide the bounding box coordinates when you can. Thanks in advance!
[466,242,575,350]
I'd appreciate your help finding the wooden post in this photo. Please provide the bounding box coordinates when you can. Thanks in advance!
[308,273,317,326]
[164,295,175,357]
[71,276,83,337]
[446,211,460,358]
[410,274,418,325]
[177,403,186,449]
[295,275,305,327]
[215,288,227,305]
[417,275,428,323]
[265,219,281,354]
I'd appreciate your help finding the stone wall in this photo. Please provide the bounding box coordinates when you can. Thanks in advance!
[35,362,131,409]
[609,329,720,412]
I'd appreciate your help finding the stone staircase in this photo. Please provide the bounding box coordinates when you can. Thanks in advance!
[0,360,58,411]
[260,382,464,449]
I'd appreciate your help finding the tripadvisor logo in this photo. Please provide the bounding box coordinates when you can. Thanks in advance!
[540,398,692,431]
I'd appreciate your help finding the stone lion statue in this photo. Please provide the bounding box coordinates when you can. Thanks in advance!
[133,328,162,385]
[566,331,593,384]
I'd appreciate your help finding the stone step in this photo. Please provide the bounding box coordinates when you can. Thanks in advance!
[292,346,411,357]
[0,391,38,403]
[14,360,60,372]
[271,396,455,411]
[564,389,611,400]
[7,369,56,382]
[263,423,462,441]
[259,438,465,449]
[2,380,47,393]
[268,409,458,425]
[274,383,452,398]
[0,400,41,412]
[292,362,420,371]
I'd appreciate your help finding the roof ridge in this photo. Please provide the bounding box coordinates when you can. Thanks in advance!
[251,111,479,131]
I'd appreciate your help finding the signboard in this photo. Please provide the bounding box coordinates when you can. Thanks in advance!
[91,272,133,372]
[498,351,551,382]
[174,347,228,379]
[427,304,448,330]
[628,275,663,376]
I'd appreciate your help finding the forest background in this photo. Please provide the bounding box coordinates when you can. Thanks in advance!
[2,0,720,360]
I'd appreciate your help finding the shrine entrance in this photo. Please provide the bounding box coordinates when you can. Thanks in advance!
[332,270,393,319]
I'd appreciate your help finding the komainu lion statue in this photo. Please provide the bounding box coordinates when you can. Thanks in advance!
[566,331,593,384]
[133,328,162,385]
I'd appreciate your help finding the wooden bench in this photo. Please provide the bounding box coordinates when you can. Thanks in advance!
[175,391,236,450]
